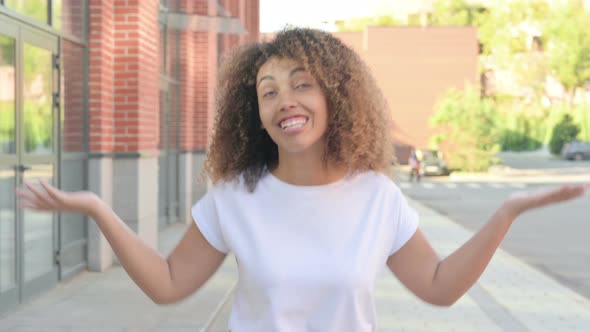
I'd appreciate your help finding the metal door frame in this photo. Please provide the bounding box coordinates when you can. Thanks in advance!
[0,14,60,310]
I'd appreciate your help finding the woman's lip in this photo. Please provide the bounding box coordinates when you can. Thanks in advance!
[281,120,308,135]
[277,115,309,127]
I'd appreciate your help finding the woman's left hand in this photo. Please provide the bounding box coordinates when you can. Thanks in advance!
[503,183,589,218]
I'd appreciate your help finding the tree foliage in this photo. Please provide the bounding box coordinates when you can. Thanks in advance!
[430,85,501,171]
[429,0,487,26]
[549,113,580,154]
[334,15,402,32]
[544,2,590,96]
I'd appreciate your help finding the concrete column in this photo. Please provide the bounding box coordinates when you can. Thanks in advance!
[87,157,114,272]
[112,157,159,250]
[178,152,193,225]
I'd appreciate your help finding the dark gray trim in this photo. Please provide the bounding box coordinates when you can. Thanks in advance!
[88,152,159,159]
[180,149,207,154]
[0,6,87,46]
[88,150,207,159]
[48,0,52,26]
[166,12,247,34]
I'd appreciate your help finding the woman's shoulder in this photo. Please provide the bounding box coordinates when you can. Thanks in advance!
[353,171,403,193]
[208,175,250,195]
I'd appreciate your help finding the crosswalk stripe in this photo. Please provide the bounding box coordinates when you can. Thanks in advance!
[489,183,506,189]
[467,183,481,188]
[445,183,458,189]
[510,183,527,188]
[421,183,435,189]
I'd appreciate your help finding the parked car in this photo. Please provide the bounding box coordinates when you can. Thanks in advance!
[561,141,590,161]
[420,149,450,176]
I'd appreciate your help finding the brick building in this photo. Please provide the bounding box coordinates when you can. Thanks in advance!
[0,0,259,312]
[334,27,479,163]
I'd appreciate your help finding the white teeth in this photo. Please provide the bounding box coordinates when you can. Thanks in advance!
[280,117,308,130]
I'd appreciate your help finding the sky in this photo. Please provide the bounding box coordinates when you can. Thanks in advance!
[259,0,428,32]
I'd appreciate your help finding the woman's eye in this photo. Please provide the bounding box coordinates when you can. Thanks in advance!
[263,91,276,98]
[295,83,310,89]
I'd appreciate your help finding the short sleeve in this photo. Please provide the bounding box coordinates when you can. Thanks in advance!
[191,190,230,254]
[390,192,419,255]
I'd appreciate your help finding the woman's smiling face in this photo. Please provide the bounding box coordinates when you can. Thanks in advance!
[256,56,329,156]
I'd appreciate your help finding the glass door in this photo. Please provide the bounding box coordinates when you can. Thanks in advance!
[0,17,19,311]
[0,16,60,311]
[19,23,59,302]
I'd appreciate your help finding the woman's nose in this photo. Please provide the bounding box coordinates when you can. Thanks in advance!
[279,90,297,112]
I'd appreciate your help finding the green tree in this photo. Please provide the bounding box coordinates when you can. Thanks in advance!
[430,85,501,172]
[478,0,549,57]
[544,2,590,104]
[549,113,580,154]
[335,15,402,32]
[429,0,487,26]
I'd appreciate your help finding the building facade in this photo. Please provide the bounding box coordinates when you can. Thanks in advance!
[0,0,259,313]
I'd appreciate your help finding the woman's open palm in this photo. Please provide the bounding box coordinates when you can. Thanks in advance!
[16,180,97,215]
[505,183,589,216]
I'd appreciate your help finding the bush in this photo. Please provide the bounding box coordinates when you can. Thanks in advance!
[499,129,542,151]
[430,85,501,172]
[549,114,580,154]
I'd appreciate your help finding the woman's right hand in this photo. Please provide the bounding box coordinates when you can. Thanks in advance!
[16,179,99,216]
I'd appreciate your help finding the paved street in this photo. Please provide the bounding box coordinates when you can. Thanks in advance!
[497,150,590,170]
[395,153,590,301]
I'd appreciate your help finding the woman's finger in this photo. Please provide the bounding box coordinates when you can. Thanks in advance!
[39,179,63,203]
[24,181,55,208]
[541,184,586,205]
[16,188,36,203]
[18,199,47,211]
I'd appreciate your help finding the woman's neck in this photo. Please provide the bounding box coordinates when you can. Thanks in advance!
[272,153,347,186]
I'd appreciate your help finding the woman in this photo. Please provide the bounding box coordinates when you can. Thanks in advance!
[16,28,588,331]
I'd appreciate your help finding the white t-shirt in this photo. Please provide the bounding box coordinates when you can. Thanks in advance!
[192,171,419,332]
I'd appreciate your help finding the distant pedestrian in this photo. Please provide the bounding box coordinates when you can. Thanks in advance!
[16,27,589,331]
[409,148,421,182]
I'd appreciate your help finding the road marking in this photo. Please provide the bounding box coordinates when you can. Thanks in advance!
[510,183,527,188]
[489,183,506,189]
[445,183,458,189]
[399,182,412,189]
[421,183,435,189]
[467,183,481,188]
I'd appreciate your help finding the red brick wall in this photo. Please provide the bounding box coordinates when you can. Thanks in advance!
[60,0,85,39]
[62,40,85,152]
[193,30,211,150]
[112,0,159,152]
[244,0,259,43]
[88,0,160,153]
[88,0,259,153]
[88,0,115,152]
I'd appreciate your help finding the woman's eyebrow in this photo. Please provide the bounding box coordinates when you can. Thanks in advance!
[257,75,274,87]
[257,67,307,87]
[289,67,306,77]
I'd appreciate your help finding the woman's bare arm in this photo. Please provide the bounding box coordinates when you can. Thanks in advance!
[17,180,226,304]
[387,183,589,306]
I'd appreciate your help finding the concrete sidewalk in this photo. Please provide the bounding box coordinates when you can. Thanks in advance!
[1,198,589,331]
